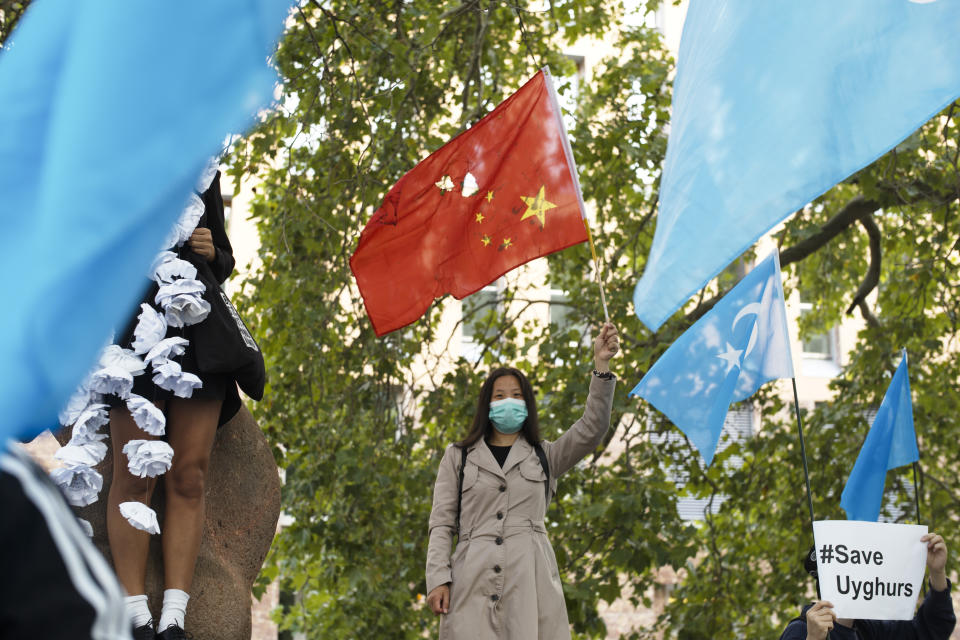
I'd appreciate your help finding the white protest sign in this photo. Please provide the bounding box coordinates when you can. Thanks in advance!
[813,520,927,620]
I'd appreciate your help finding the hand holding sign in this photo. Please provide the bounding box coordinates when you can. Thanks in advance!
[922,533,948,591]
[805,601,837,640]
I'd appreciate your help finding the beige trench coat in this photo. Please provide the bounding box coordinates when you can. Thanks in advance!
[426,375,616,639]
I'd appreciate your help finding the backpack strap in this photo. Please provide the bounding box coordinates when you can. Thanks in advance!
[534,442,550,505]
[455,445,467,537]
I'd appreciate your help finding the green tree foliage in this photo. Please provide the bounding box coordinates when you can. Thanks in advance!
[225,1,960,638]
[0,0,28,48]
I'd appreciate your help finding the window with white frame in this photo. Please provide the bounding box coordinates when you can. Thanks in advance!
[798,301,837,361]
[547,290,578,332]
[649,408,754,521]
[461,281,502,361]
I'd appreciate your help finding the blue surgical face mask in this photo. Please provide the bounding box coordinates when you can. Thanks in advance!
[489,397,528,434]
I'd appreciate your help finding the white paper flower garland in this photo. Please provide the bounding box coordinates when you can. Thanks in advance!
[53,160,219,534]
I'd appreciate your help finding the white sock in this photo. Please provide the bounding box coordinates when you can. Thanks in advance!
[124,594,152,628]
[158,588,190,631]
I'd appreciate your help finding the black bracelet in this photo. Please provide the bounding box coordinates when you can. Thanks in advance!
[592,369,615,380]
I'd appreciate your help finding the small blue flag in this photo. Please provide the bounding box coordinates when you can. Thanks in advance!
[633,0,960,331]
[631,252,794,465]
[0,0,291,442]
[841,351,919,522]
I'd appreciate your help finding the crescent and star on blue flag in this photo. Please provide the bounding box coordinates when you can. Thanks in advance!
[631,251,794,466]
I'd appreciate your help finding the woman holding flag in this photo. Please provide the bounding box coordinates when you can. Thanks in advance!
[425,322,619,639]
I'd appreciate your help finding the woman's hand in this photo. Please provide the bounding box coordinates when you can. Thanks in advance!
[188,228,216,262]
[594,322,620,372]
[426,584,450,615]
[922,532,948,591]
[804,601,836,640]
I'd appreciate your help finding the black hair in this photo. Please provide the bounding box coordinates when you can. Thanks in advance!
[456,367,541,448]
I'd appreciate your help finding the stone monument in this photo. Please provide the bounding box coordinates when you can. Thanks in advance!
[58,405,281,639]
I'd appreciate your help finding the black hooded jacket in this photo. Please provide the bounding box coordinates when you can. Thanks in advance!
[779,581,955,640]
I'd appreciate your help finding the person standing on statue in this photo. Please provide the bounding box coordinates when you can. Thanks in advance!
[56,163,265,640]
[424,322,619,639]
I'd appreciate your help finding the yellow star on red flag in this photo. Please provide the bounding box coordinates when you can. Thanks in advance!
[520,185,557,227]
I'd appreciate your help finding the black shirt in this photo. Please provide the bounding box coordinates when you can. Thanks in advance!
[488,443,512,468]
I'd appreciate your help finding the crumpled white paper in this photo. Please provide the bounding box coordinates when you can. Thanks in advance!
[163,192,205,249]
[59,386,99,426]
[155,278,206,302]
[160,192,205,250]
[151,359,202,398]
[123,440,174,478]
[77,518,94,538]
[163,293,210,328]
[87,364,134,399]
[125,394,166,436]
[51,465,103,507]
[131,303,168,354]
[151,250,178,277]
[155,279,209,328]
[55,440,108,468]
[196,157,219,194]
[152,252,198,285]
[119,501,160,535]
[70,404,110,442]
[144,337,189,366]
[98,344,146,377]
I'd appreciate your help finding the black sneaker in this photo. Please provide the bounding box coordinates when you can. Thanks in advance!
[132,622,156,640]
[156,625,191,640]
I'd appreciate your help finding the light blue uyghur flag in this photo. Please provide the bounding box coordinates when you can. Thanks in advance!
[633,0,960,331]
[0,0,291,442]
[631,252,794,465]
[841,351,919,522]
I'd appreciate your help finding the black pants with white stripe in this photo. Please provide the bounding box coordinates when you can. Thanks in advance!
[0,444,130,640]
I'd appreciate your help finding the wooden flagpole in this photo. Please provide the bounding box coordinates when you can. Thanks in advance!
[583,219,610,323]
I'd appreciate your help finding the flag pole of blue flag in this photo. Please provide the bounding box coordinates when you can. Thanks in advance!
[0,0,292,443]
[631,251,794,465]
[841,351,919,522]
[633,0,960,331]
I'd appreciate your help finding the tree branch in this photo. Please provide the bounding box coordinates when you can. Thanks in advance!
[844,212,882,326]
[683,196,882,325]
[856,300,880,328]
[779,196,881,267]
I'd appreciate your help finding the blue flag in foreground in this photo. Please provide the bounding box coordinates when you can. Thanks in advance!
[0,0,291,442]
[633,0,960,331]
[841,352,919,522]
[631,252,794,465]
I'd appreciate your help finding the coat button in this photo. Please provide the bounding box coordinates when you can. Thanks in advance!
[495,536,503,545]
[499,485,506,492]
[496,511,503,519]
[493,565,502,573]
[491,594,499,602]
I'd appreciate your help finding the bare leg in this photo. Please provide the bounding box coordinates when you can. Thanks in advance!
[106,406,160,595]
[162,396,221,592]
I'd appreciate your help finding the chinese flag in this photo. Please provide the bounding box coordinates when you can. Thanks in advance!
[350,70,589,336]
